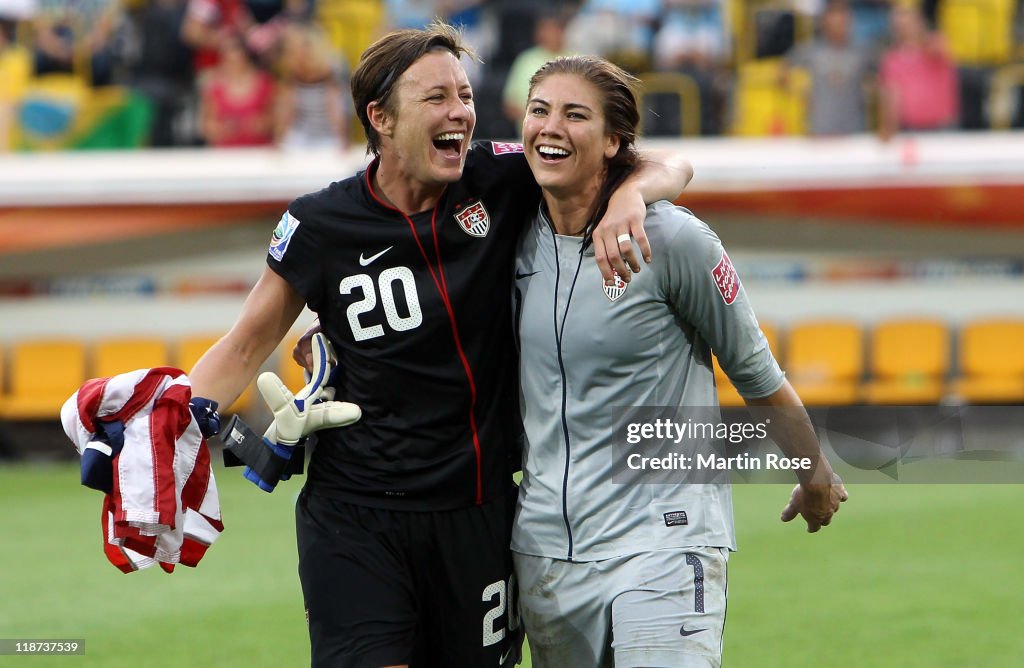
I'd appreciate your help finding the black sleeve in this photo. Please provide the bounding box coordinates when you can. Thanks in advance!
[265,194,326,311]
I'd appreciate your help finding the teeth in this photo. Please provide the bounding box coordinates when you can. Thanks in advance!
[538,145,569,156]
[435,132,465,141]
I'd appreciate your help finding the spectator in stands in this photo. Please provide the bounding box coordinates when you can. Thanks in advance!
[920,0,939,27]
[783,0,875,136]
[438,0,494,84]
[181,0,253,82]
[385,0,494,84]
[32,0,125,86]
[502,8,572,129]
[849,0,892,49]
[652,0,730,135]
[878,2,958,139]
[565,0,661,72]
[274,23,348,151]
[245,0,314,69]
[125,0,196,147]
[383,0,436,30]
[198,30,275,146]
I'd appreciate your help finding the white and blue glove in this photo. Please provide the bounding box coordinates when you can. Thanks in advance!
[245,333,361,492]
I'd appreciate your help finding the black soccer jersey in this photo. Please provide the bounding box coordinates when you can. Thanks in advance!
[268,141,539,510]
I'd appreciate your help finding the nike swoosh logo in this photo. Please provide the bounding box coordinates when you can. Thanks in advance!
[498,647,513,666]
[515,270,539,280]
[679,625,707,637]
[359,246,393,266]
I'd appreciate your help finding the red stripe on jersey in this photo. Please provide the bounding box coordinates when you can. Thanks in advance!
[365,167,485,504]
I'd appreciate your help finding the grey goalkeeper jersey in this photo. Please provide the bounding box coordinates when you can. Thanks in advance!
[511,201,785,561]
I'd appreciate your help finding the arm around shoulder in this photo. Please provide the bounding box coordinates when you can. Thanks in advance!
[631,149,694,204]
[592,150,694,280]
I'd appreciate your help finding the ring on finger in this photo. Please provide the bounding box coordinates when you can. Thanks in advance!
[616,233,631,245]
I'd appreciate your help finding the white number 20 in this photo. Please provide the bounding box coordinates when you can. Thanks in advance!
[339,267,423,341]
[482,575,520,647]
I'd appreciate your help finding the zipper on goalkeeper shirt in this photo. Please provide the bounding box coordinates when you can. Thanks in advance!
[549,222,584,561]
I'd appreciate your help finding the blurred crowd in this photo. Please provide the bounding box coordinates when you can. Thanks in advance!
[1,0,1023,151]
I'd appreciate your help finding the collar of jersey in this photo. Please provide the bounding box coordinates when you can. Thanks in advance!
[537,205,595,256]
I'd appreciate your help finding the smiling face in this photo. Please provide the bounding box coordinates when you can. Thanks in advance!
[522,73,620,202]
[373,49,475,189]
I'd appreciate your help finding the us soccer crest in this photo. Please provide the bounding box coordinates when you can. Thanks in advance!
[603,270,627,302]
[454,200,490,237]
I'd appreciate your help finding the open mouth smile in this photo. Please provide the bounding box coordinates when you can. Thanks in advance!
[433,132,465,159]
[536,144,571,163]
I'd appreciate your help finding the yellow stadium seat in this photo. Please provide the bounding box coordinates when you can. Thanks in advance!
[92,337,171,379]
[715,323,780,407]
[785,320,862,406]
[939,0,1016,66]
[636,71,702,137]
[863,319,950,405]
[0,339,87,419]
[730,59,808,136]
[949,319,1024,403]
[176,335,253,414]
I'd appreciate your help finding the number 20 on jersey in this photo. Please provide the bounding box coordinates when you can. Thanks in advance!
[340,266,424,341]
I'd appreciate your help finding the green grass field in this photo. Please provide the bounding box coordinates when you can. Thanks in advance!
[1,463,1022,667]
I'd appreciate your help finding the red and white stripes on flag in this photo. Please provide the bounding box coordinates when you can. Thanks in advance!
[61,367,224,573]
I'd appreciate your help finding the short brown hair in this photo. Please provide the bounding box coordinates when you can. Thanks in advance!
[351,21,478,156]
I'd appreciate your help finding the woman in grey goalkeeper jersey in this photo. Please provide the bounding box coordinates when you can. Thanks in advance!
[511,55,849,668]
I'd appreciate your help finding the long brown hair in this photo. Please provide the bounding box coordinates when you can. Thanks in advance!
[351,20,477,156]
[528,56,641,238]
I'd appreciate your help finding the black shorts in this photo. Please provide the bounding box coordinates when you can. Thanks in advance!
[295,486,520,668]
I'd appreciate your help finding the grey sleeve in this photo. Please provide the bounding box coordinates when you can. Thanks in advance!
[656,203,785,398]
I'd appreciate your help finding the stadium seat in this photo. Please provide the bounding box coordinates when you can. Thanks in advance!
[785,320,863,406]
[938,0,1016,66]
[714,322,780,407]
[730,58,808,136]
[949,319,1024,403]
[636,71,702,137]
[863,319,950,405]
[0,339,87,419]
[92,337,171,379]
[176,334,253,414]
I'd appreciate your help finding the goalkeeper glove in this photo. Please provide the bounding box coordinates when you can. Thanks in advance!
[245,332,361,492]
